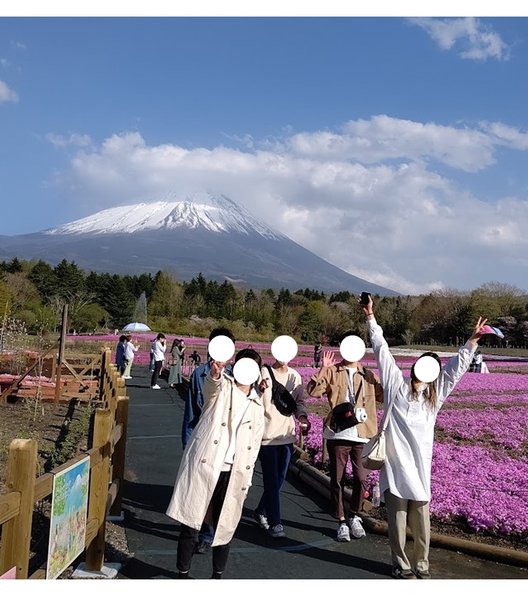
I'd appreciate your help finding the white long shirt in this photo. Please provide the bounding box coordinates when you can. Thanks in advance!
[125,341,139,361]
[368,317,476,502]
[152,340,166,362]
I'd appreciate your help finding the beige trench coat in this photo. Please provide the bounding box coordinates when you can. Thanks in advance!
[166,372,264,546]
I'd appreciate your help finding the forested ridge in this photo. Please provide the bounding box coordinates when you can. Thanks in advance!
[1,257,528,347]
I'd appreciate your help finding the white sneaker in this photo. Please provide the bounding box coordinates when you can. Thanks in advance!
[123,376,132,379]
[337,522,351,542]
[151,384,160,389]
[348,515,366,538]
[253,511,270,530]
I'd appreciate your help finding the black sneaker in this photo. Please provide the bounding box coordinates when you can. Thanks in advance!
[194,540,212,554]
[391,567,416,579]
[416,569,431,579]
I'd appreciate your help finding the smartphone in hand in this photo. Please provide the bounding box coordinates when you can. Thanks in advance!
[360,292,371,305]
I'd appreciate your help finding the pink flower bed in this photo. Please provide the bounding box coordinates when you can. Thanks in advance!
[436,407,527,450]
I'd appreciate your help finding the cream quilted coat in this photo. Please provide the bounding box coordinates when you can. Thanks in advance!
[166,372,264,546]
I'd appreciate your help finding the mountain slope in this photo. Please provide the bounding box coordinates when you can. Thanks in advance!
[0,193,397,295]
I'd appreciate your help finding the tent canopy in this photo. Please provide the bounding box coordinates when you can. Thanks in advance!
[122,322,152,332]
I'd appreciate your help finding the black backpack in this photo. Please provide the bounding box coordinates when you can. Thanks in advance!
[264,365,297,417]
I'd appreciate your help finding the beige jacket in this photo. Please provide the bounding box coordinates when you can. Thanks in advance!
[166,372,264,546]
[260,365,308,446]
[306,362,383,439]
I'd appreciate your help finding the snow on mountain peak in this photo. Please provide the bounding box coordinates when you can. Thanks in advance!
[45,193,283,240]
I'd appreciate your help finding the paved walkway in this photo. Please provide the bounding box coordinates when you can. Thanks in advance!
[116,365,527,580]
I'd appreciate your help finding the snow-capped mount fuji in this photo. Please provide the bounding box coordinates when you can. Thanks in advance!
[0,193,396,295]
[46,194,283,240]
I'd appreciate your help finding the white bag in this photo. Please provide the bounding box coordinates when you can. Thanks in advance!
[361,397,395,470]
[361,430,386,470]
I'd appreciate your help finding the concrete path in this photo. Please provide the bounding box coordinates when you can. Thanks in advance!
[116,365,528,581]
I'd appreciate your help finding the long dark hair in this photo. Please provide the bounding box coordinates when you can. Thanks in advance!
[410,352,441,410]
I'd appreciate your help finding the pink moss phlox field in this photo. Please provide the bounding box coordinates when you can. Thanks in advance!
[431,444,528,535]
[455,372,528,392]
[436,407,528,450]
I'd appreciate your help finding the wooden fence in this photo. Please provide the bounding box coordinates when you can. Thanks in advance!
[0,348,128,579]
[0,350,101,404]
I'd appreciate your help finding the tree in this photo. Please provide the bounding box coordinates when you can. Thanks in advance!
[149,271,184,320]
[298,301,324,343]
[28,260,57,302]
[5,273,41,312]
[74,303,108,332]
[89,273,134,328]
[54,260,86,299]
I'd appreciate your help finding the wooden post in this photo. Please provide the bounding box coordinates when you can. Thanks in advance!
[98,348,107,402]
[0,439,37,579]
[54,304,68,405]
[84,409,113,571]
[109,395,129,518]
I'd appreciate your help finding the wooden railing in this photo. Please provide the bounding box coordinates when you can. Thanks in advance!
[0,350,101,404]
[0,348,128,579]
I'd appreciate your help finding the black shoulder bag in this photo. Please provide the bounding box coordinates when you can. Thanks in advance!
[264,364,297,417]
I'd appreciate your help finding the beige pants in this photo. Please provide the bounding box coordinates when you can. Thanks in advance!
[123,359,133,377]
[384,489,430,573]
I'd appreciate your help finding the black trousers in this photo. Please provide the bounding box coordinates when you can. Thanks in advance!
[150,360,163,386]
[177,471,232,574]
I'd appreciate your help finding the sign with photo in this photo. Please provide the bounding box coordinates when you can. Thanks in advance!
[46,456,90,580]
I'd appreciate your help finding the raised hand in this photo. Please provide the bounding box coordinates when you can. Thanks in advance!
[258,378,269,392]
[210,360,226,380]
[469,317,488,342]
[321,350,336,368]
[358,294,374,316]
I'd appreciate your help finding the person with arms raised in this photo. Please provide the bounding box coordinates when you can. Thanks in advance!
[361,295,487,579]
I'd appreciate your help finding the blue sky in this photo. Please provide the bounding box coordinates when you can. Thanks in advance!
[1,5,528,294]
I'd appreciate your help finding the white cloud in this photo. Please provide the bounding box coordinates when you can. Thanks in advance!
[479,122,528,150]
[410,17,510,61]
[1,58,9,69]
[11,41,27,50]
[50,116,528,293]
[46,132,93,148]
[0,80,18,103]
[285,115,495,172]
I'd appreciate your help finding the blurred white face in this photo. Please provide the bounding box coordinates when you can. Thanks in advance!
[414,356,441,383]
[208,335,235,362]
[271,335,298,364]
[339,336,366,363]
[233,358,260,386]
